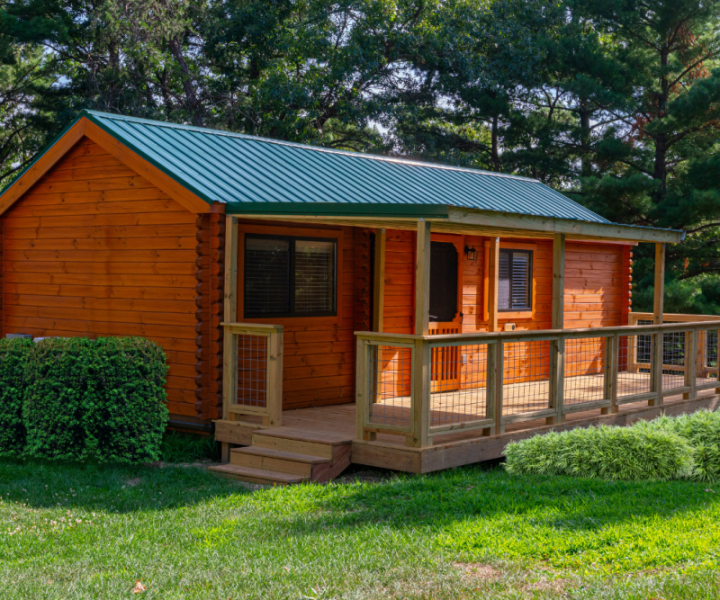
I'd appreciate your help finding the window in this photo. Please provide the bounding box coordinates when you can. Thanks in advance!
[429,241,459,322]
[499,249,532,311]
[244,235,337,318]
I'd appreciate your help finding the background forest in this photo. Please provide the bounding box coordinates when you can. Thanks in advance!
[1,0,720,312]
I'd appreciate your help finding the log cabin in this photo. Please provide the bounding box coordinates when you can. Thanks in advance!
[1,110,718,484]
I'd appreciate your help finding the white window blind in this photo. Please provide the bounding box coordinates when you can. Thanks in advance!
[498,249,532,311]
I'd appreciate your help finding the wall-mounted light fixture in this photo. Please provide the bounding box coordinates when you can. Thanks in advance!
[464,245,478,261]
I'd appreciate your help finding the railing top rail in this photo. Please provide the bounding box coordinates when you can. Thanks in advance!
[355,318,720,344]
[630,312,720,323]
[222,322,284,334]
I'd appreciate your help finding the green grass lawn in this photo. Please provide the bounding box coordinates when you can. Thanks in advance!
[2,459,720,599]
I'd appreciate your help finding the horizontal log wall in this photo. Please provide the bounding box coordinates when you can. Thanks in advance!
[234,220,362,411]
[375,233,633,395]
[0,137,203,419]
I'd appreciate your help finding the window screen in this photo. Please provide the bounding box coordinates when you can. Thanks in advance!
[244,235,337,318]
[498,249,532,311]
[429,242,459,322]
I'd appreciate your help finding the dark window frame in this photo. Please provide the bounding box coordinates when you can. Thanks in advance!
[243,233,338,319]
[498,248,533,312]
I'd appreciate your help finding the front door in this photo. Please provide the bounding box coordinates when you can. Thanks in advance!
[429,240,463,392]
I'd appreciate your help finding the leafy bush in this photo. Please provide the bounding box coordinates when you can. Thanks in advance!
[24,338,95,461]
[24,337,168,463]
[0,338,34,456]
[504,424,694,481]
[88,337,169,463]
[646,411,720,482]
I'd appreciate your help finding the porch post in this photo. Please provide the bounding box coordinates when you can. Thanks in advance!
[653,243,665,325]
[651,242,666,405]
[549,233,565,424]
[415,219,431,336]
[487,237,500,333]
[221,215,238,462]
[411,219,431,448]
[373,228,386,332]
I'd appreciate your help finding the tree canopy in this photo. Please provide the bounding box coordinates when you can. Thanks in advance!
[2,0,720,312]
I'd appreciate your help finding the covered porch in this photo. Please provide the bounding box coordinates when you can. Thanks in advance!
[212,211,720,482]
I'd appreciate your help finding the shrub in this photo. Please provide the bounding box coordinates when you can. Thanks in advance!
[646,411,720,482]
[504,424,694,481]
[0,338,34,456]
[89,337,168,463]
[24,337,168,463]
[24,338,95,461]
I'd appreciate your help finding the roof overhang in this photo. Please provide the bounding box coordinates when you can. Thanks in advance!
[438,207,685,244]
[230,204,684,244]
[0,114,213,216]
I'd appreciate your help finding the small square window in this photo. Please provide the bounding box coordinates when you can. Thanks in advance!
[499,249,532,311]
[244,234,337,318]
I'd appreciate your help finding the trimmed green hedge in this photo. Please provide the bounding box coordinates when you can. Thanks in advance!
[504,424,693,481]
[1,336,168,463]
[646,411,720,482]
[505,410,720,482]
[0,338,34,457]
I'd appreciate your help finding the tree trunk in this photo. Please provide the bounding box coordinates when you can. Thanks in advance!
[168,36,203,127]
[579,99,592,177]
[652,48,670,205]
[490,114,500,171]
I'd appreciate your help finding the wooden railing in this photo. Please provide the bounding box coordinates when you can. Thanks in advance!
[222,323,283,427]
[355,318,720,448]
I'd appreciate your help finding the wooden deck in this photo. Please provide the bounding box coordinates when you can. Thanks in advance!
[215,373,720,479]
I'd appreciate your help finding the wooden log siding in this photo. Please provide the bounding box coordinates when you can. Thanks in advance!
[195,213,225,420]
[353,228,373,334]
[0,137,204,419]
[372,233,634,396]
[233,221,360,411]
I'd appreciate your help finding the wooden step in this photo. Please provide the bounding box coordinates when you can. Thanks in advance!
[208,463,307,486]
[231,447,329,478]
[252,427,352,459]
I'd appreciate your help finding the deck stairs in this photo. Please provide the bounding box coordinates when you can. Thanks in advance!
[209,426,352,485]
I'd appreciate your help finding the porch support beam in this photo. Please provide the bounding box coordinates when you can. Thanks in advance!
[549,233,565,424]
[373,228,386,332]
[221,215,239,463]
[651,242,666,405]
[415,219,432,336]
[653,243,665,325]
[487,237,500,333]
[552,234,565,329]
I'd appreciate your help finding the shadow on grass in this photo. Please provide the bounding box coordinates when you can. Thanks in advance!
[1,457,718,536]
[307,463,720,535]
[0,458,250,513]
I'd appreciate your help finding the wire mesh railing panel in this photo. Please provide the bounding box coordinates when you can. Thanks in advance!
[698,329,720,386]
[429,343,488,427]
[368,344,413,428]
[502,340,551,415]
[564,337,606,406]
[236,334,268,408]
[661,330,686,391]
[617,334,652,399]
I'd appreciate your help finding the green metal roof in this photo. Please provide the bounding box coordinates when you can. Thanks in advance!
[69,110,611,223]
[0,110,684,245]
